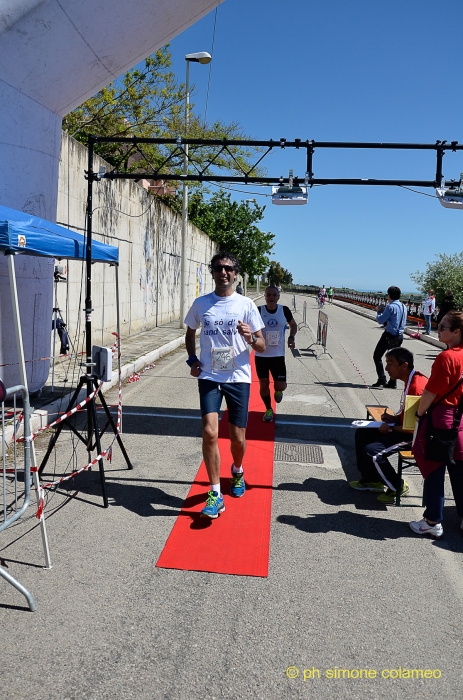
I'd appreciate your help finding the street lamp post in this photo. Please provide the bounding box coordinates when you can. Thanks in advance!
[179,51,211,328]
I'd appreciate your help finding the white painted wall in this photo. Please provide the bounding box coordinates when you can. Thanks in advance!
[56,132,217,350]
[0,0,222,390]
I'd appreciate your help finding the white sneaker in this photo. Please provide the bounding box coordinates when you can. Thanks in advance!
[409,518,443,539]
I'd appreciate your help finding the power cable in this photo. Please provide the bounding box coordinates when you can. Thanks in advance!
[399,185,438,198]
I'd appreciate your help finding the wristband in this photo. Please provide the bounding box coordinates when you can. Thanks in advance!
[186,355,199,367]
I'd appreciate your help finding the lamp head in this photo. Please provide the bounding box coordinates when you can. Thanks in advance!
[185,52,212,64]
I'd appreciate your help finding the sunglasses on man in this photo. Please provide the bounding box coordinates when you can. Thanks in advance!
[213,264,235,273]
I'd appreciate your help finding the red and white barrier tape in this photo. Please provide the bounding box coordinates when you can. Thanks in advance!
[328,321,381,403]
[127,363,156,383]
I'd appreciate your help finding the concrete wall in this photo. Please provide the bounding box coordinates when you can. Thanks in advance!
[56,132,217,349]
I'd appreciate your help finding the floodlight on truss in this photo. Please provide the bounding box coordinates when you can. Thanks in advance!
[436,173,463,209]
[271,169,308,206]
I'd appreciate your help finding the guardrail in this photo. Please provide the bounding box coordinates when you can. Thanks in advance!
[1,384,36,611]
[334,292,438,327]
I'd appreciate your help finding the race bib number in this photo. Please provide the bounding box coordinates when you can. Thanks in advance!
[266,331,280,346]
[212,347,235,372]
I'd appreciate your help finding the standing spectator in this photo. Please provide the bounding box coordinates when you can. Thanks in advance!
[436,290,455,324]
[327,286,334,303]
[422,289,436,334]
[371,286,407,389]
[411,310,463,538]
[236,281,243,295]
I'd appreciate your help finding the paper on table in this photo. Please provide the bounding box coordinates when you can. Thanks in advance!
[351,420,384,428]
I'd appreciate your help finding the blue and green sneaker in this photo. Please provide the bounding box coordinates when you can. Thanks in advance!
[200,491,225,519]
[230,467,246,498]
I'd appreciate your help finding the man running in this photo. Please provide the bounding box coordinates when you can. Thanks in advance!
[184,251,265,519]
[256,285,297,422]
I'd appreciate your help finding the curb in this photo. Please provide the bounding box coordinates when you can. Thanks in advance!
[331,300,446,350]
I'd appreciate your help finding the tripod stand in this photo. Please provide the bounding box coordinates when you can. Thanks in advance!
[51,267,77,393]
[38,371,133,508]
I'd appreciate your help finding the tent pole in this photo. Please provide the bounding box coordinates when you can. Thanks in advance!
[115,264,122,433]
[7,253,52,569]
[51,275,58,392]
[7,254,27,389]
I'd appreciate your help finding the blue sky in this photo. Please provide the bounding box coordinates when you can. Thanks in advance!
[167,0,463,292]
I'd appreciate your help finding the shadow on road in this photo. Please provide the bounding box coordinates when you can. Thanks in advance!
[277,510,412,540]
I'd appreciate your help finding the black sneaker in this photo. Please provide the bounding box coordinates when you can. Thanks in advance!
[370,379,387,389]
[386,379,397,389]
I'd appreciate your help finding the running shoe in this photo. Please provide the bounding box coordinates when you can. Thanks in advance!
[409,518,443,539]
[274,390,283,403]
[230,467,246,498]
[377,481,410,503]
[263,408,274,422]
[385,379,397,389]
[200,491,225,519]
[348,480,385,492]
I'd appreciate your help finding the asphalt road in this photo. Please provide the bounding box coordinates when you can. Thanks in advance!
[2,294,462,699]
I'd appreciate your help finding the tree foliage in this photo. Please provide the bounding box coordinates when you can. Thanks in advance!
[410,251,463,307]
[62,47,263,179]
[188,191,274,278]
[267,260,293,286]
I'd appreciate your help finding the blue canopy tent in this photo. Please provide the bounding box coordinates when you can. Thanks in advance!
[0,203,120,394]
[0,203,118,263]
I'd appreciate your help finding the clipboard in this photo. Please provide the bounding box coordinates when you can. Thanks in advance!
[403,395,421,432]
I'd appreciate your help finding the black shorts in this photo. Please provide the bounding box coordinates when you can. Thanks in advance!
[254,355,287,382]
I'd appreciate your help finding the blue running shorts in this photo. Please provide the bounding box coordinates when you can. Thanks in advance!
[198,379,251,428]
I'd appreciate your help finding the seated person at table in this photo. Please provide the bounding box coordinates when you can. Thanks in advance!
[349,348,428,503]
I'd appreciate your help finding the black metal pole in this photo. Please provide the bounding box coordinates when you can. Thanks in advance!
[85,137,109,507]
[85,137,94,374]
[307,141,314,182]
[435,146,445,188]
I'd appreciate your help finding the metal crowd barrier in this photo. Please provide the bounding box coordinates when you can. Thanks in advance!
[298,300,310,330]
[1,385,36,611]
[334,292,439,324]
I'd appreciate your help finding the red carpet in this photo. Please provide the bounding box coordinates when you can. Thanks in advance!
[156,356,275,577]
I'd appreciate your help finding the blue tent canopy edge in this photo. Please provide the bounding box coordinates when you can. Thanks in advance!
[0,204,118,264]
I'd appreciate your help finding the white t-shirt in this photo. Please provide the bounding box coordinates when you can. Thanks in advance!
[184,292,265,383]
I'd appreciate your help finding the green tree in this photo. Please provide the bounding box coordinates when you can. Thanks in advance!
[267,261,293,286]
[63,47,263,179]
[188,191,274,278]
[411,251,463,307]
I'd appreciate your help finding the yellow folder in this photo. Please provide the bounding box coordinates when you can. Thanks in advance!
[403,395,422,431]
